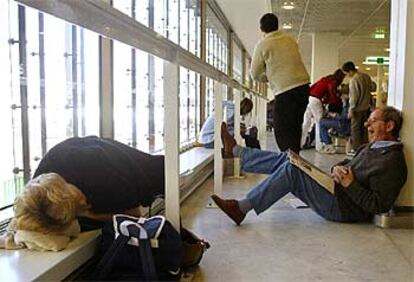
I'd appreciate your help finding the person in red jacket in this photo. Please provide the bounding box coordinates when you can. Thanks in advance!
[301,69,345,151]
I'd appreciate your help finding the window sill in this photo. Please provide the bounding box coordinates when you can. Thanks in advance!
[0,230,101,281]
[0,146,214,281]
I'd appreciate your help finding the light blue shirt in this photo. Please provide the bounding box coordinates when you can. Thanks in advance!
[198,101,235,145]
[371,141,401,149]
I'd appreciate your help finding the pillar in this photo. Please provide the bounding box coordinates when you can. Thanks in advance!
[388,0,414,207]
[311,32,342,83]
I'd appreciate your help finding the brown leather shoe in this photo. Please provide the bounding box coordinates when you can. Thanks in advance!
[221,122,236,158]
[211,194,246,225]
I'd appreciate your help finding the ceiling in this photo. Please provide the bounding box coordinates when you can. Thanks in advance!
[271,0,391,77]
[215,0,269,56]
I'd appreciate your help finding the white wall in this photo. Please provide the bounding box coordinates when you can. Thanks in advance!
[215,0,269,56]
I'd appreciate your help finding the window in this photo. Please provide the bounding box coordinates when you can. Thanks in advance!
[0,2,99,208]
[232,39,243,83]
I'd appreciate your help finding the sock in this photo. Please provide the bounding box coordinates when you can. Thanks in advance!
[238,198,253,214]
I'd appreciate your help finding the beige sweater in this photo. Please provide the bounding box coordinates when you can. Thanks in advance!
[250,31,310,95]
[349,71,375,112]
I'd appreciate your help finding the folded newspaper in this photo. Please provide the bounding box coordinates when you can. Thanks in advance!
[288,150,335,194]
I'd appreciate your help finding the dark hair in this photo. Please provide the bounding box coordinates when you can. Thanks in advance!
[342,61,356,73]
[260,13,279,33]
[240,98,253,115]
[333,69,345,84]
[381,106,403,138]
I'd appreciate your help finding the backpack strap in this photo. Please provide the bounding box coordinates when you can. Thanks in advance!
[93,234,129,280]
[121,220,158,281]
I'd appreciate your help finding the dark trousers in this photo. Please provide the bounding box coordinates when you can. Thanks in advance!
[273,84,309,153]
[351,110,369,151]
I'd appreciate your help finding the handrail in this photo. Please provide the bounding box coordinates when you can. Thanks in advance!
[16,0,267,99]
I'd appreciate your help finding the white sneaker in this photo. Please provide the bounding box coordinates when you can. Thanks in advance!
[319,144,336,154]
[346,149,356,157]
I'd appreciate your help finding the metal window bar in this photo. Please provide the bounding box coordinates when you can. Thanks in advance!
[131,0,137,148]
[148,0,155,153]
[71,25,78,137]
[38,12,47,156]
[79,28,86,136]
[17,4,31,183]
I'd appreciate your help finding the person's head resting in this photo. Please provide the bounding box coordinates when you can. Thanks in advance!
[365,106,403,142]
[342,61,357,77]
[240,97,253,116]
[260,13,279,33]
[333,69,345,85]
[11,173,88,234]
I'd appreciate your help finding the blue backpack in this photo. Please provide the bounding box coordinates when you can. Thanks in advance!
[93,214,182,281]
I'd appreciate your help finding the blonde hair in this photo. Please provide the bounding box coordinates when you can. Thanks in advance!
[10,173,85,234]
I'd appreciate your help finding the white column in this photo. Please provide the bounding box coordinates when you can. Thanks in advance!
[163,61,180,230]
[258,97,267,150]
[389,0,414,207]
[311,32,342,83]
[233,89,241,177]
[99,34,113,138]
[213,81,223,197]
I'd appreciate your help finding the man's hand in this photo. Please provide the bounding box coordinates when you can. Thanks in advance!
[332,166,354,188]
[347,110,353,119]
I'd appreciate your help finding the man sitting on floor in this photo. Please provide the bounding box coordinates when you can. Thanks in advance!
[212,106,407,225]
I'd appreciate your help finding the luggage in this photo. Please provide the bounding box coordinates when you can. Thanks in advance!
[93,214,182,281]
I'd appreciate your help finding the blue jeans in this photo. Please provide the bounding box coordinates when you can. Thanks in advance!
[237,146,344,222]
[319,119,340,144]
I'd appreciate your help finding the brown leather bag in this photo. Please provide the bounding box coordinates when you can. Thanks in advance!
[180,228,210,268]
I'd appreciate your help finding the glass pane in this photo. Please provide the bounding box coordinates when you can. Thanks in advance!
[0,1,24,208]
[206,6,228,73]
[233,39,243,83]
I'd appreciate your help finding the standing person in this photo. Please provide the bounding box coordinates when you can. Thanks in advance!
[342,61,376,153]
[301,69,345,151]
[250,13,310,153]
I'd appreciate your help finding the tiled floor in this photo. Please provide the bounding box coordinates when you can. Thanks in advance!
[180,133,414,282]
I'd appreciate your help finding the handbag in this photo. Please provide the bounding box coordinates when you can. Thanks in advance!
[180,227,210,268]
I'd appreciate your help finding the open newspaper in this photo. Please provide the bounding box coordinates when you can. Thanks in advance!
[288,150,335,194]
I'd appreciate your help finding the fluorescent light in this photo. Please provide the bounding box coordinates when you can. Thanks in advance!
[385,47,390,52]
[282,23,292,29]
[384,72,389,76]
[365,67,371,71]
[282,2,295,10]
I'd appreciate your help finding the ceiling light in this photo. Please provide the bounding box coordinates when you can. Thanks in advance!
[384,72,389,76]
[365,67,371,71]
[385,47,390,52]
[282,2,295,10]
[373,28,386,39]
[282,23,292,29]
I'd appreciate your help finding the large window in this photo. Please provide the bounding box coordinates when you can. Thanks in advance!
[0,2,99,208]
[232,39,243,83]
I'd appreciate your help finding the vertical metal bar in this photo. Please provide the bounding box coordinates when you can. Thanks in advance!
[163,60,180,231]
[213,81,223,197]
[18,5,31,183]
[80,28,86,136]
[131,0,137,147]
[199,0,206,127]
[233,89,241,177]
[148,0,155,152]
[38,12,47,155]
[71,25,78,137]
[165,0,169,39]
[227,32,233,99]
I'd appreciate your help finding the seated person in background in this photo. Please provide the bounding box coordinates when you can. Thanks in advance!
[301,69,345,151]
[319,93,351,154]
[7,136,165,237]
[212,106,407,225]
[198,98,260,149]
